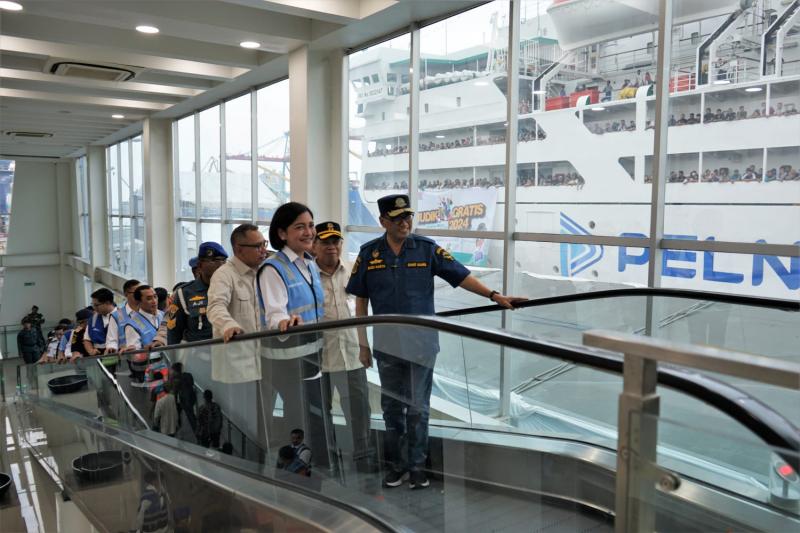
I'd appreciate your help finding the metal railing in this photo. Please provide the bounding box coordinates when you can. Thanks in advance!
[583,329,800,533]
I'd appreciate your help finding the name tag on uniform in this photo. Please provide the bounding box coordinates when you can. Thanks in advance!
[367,264,386,271]
[406,262,428,268]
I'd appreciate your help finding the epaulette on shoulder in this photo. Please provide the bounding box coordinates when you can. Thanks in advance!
[412,234,436,245]
[359,235,383,251]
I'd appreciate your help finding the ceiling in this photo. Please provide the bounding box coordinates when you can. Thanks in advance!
[0,0,481,160]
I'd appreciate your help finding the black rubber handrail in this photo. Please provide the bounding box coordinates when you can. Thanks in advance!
[72,311,800,472]
[436,287,800,318]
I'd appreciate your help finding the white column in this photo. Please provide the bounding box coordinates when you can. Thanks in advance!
[86,145,108,268]
[289,45,341,221]
[142,118,175,288]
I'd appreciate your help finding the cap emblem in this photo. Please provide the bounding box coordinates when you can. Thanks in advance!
[395,197,407,208]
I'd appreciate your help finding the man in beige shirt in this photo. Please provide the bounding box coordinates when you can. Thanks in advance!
[207,223,267,383]
[313,221,374,471]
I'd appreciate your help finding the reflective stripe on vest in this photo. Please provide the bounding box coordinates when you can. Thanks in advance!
[258,250,324,327]
[126,310,164,346]
[111,306,130,346]
[139,487,169,532]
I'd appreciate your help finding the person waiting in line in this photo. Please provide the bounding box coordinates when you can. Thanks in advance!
[154,287,169,312]
[256,202,332,469]
[346,194,525,490]
[159,242,228,347]
[104,279,141,353]
[312,221,376,472]
[122,285,165,381]
[17,319,42,364]
[196,389,223,448]
[668,114,676,126]
[37,324,67,364]
[277,445,311,476]
[170,362,197,433]
[677,113,687,125]
[23,305,45,347]
[83,288,125,374]
[153,381,179,437]
[60,308,92,363]
[136,470,170,533]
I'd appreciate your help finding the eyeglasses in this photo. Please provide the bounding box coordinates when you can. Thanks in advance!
[238,241,268,249]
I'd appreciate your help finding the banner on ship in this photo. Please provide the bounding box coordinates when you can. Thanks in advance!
[416,188,497,267]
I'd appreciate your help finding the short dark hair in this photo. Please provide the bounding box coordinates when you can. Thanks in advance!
[154,287,168,303]
[144,470,157,484]
[21,318,31,325]
[133,284,153,302]
[203,389,213,402]
[291,428,304,439]
[230,223,259,248]
[123,279,141,293]
[91,288,115,304]
[171,361,183,373]
[269,202,313,251]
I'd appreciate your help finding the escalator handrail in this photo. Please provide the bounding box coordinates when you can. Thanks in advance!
[435,287,800,318]
[21,395,400,533]
[95,359,151,430]
[56,312,800,470]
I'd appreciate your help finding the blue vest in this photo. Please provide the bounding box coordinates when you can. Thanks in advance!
[258,250,324,327]
[113,306,131,346]
[126,310,164,346]
[139,486,169,532]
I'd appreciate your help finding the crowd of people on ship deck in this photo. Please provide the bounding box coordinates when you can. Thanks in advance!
[645,163,799,184]
[585,99,797,135]
[367,125,546,157]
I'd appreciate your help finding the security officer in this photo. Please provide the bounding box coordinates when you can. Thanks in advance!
[165,242,228,345]
[346,193,523,490]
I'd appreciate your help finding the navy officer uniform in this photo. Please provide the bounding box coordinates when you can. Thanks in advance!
[346,194,472,489]
[166,242,228,345]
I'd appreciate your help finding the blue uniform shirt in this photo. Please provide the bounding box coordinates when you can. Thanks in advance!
[346,233,470,364]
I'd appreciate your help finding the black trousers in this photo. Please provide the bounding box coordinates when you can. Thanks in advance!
[321,367,373,461]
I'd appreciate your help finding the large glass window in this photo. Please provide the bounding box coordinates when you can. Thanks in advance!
[199,106,222,219]
[106,137,146,279]
[225,93,252,220]
[257,79,290,221]
[176,116,196,218]
[347,33,411,228]
[174,83,290,272]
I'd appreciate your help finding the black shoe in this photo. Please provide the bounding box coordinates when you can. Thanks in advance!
[383,469,408,487]
[409,470,429,490]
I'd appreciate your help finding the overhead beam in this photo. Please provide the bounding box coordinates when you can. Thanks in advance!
[0,88,171,111]
[0,35,248,81]
[0,68,201,97]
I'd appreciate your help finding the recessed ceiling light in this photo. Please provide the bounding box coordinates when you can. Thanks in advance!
[435,135,445,139]
[532,90,546,95]
[745,86,763,92]
[0,2,23,11]
[713,79,730,85]
[240,41,261,49]
[474,81,489,86]
[136,25,159,34]
[591,106,606,111]
[112,114,125,119]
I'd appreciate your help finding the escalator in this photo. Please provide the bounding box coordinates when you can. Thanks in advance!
[10,288,800,532]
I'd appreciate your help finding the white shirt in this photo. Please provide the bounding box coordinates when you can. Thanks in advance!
[105,303,135,350]
[316,259,362,372]
[258,247,315,330]
[125,309,160,350]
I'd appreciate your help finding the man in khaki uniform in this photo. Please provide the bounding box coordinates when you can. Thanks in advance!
[313,221,374,470]
[207,223,267,383]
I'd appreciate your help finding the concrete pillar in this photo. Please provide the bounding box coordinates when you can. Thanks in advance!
[55,161,77,315]
[289,46,345,221]
[142,118,175,288]
[86,145,108,269]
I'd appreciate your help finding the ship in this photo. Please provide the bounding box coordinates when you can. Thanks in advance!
[347,0,800,300]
